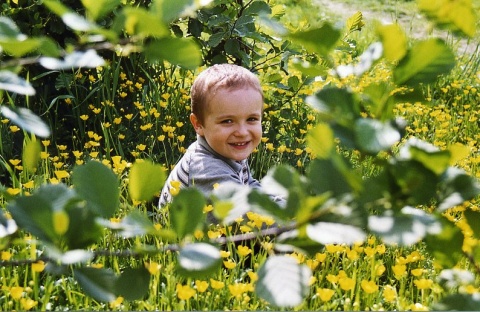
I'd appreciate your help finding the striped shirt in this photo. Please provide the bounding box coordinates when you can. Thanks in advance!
[159,135,261,207]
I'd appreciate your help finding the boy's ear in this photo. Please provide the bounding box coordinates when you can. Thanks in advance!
[190,113,204,136]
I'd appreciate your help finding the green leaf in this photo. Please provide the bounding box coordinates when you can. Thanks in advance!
[376,23,407,62]
[115,267,150,300]
[307,222,366,245]
[81,0,121,21]
[170,188,205,239]
[0,38,45,57]
[65,203,104,249]
[307,158,352,196]
[74,267,117,302]
[409,145,451,175]
[72,161,119,218]
[424,217,464,268]
[276,232,324,256]
[346,11,365,33]
[39,49,105,70]
[307,123,335,159]
[248,190,291,221]
[45,246,95,265]
[368,206,440,246]
[0,16,25,40]
[393,38,455,86]
[306,87,359,125]
[129,160,166,201]
[152,0,195,23]
[117,210,158,238]
[22,137,41,172]
[288,23,341,56]
[7,184,74,244]
[418,0,477,38]
[354,118,401,154]
[0,106,50,137]
[211,183,252,223]
[438,167,480,211]
[145,37,202,69]
[255,255,312,308]
[0,72,36,96]
[434,293,480,311]
[244,0,271,16]
[177,243,222,278]
[463,209,480,240]
[123,7,169,38]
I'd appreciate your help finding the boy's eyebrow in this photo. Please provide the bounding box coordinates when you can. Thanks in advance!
[215,112,261,120]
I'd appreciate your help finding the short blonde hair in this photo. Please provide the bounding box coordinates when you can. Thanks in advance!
[190,64,263,124]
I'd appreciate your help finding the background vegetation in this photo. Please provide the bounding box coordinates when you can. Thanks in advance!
[0,0,479,310]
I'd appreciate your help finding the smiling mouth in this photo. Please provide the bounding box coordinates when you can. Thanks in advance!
[230,142,249,146]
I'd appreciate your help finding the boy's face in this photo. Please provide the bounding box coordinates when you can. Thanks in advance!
[190,87,263,161]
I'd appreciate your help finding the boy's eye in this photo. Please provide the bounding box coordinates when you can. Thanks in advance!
[221,119,233,124]
[248,117,259,122]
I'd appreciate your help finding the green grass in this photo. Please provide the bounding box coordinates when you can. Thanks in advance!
[1,0,480,310]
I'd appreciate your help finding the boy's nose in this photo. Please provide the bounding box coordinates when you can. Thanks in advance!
[234,123,249,136]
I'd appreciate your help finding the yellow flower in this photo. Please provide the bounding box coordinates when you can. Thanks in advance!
[32,261,45,273]
[228,283,253,297]
[9,159,21,166]
[109,296,124,309]
[392,264,407,279]
[317,288,335,302]
[411,268,424,277]
[113,117,122,124]
[157,135,165,142]
[11,286,24,300]
[383,285,397,303]
[145,261,161,275]
[220,250,230,258]
[54,170,70,180]
[237,245,252,257]
[339,277,355,291]
[210,279,225,290]
[195,280,209,293]
[136,144,146,151]
[1,251,12,261]
[80,114,89,121]
[315,253,327,263]
[10,125,20,132]
[247,271,258,282]
[7,188,21,195]
[326,274,338,284]
[176,283,196,300]
[41,140,51,147]
[223,259,236,269]
[20,298,37,310]
[376,263,386,276]
[414,278,433,290]
[361,280,379,294]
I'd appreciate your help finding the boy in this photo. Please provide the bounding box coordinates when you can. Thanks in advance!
[158,63,266,207]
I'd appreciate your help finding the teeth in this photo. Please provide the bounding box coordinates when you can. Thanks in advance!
[232,142,247,146]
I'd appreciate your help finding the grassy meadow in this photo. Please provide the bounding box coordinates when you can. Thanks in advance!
[1,0,480,310]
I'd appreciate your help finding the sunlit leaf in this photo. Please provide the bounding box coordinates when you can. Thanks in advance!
[418,0,477,38]
[170,188,205,239]
[424,217,464,268]
[177,243,221,278]
[22,137,41,172]
[123,7,169,37]
[145,37,202,69]
[376,23,407,62]
[256,255,311,307]
[39,49,105,70]
[115,267,150,300]
[369,206,440,245]
[306,87,359,125]
[354,118,401,154]
[464,209,480,240]
[307,222,366,245]
[448,142,470,165]
[129,160,166,201]
[0,16,26,40]
[212,182,253,224]
[434,293,480,311]
[288,23,341,56]
[154,0,195,23]
[0,72,36,96]
[116,210,158,238]
[438,167,480,211]
[72,161,119,218]
[46,247,95,265]
[81,0,121,20]
[74,267,117,302]
[394,38,455,86]
[307,158,352,196]
[346,11,365,33]
[307,123,334,159]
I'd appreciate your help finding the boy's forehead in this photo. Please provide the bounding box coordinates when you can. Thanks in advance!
[206,87,263,112]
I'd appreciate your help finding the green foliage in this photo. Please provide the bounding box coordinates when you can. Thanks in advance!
[0,0,479,310]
